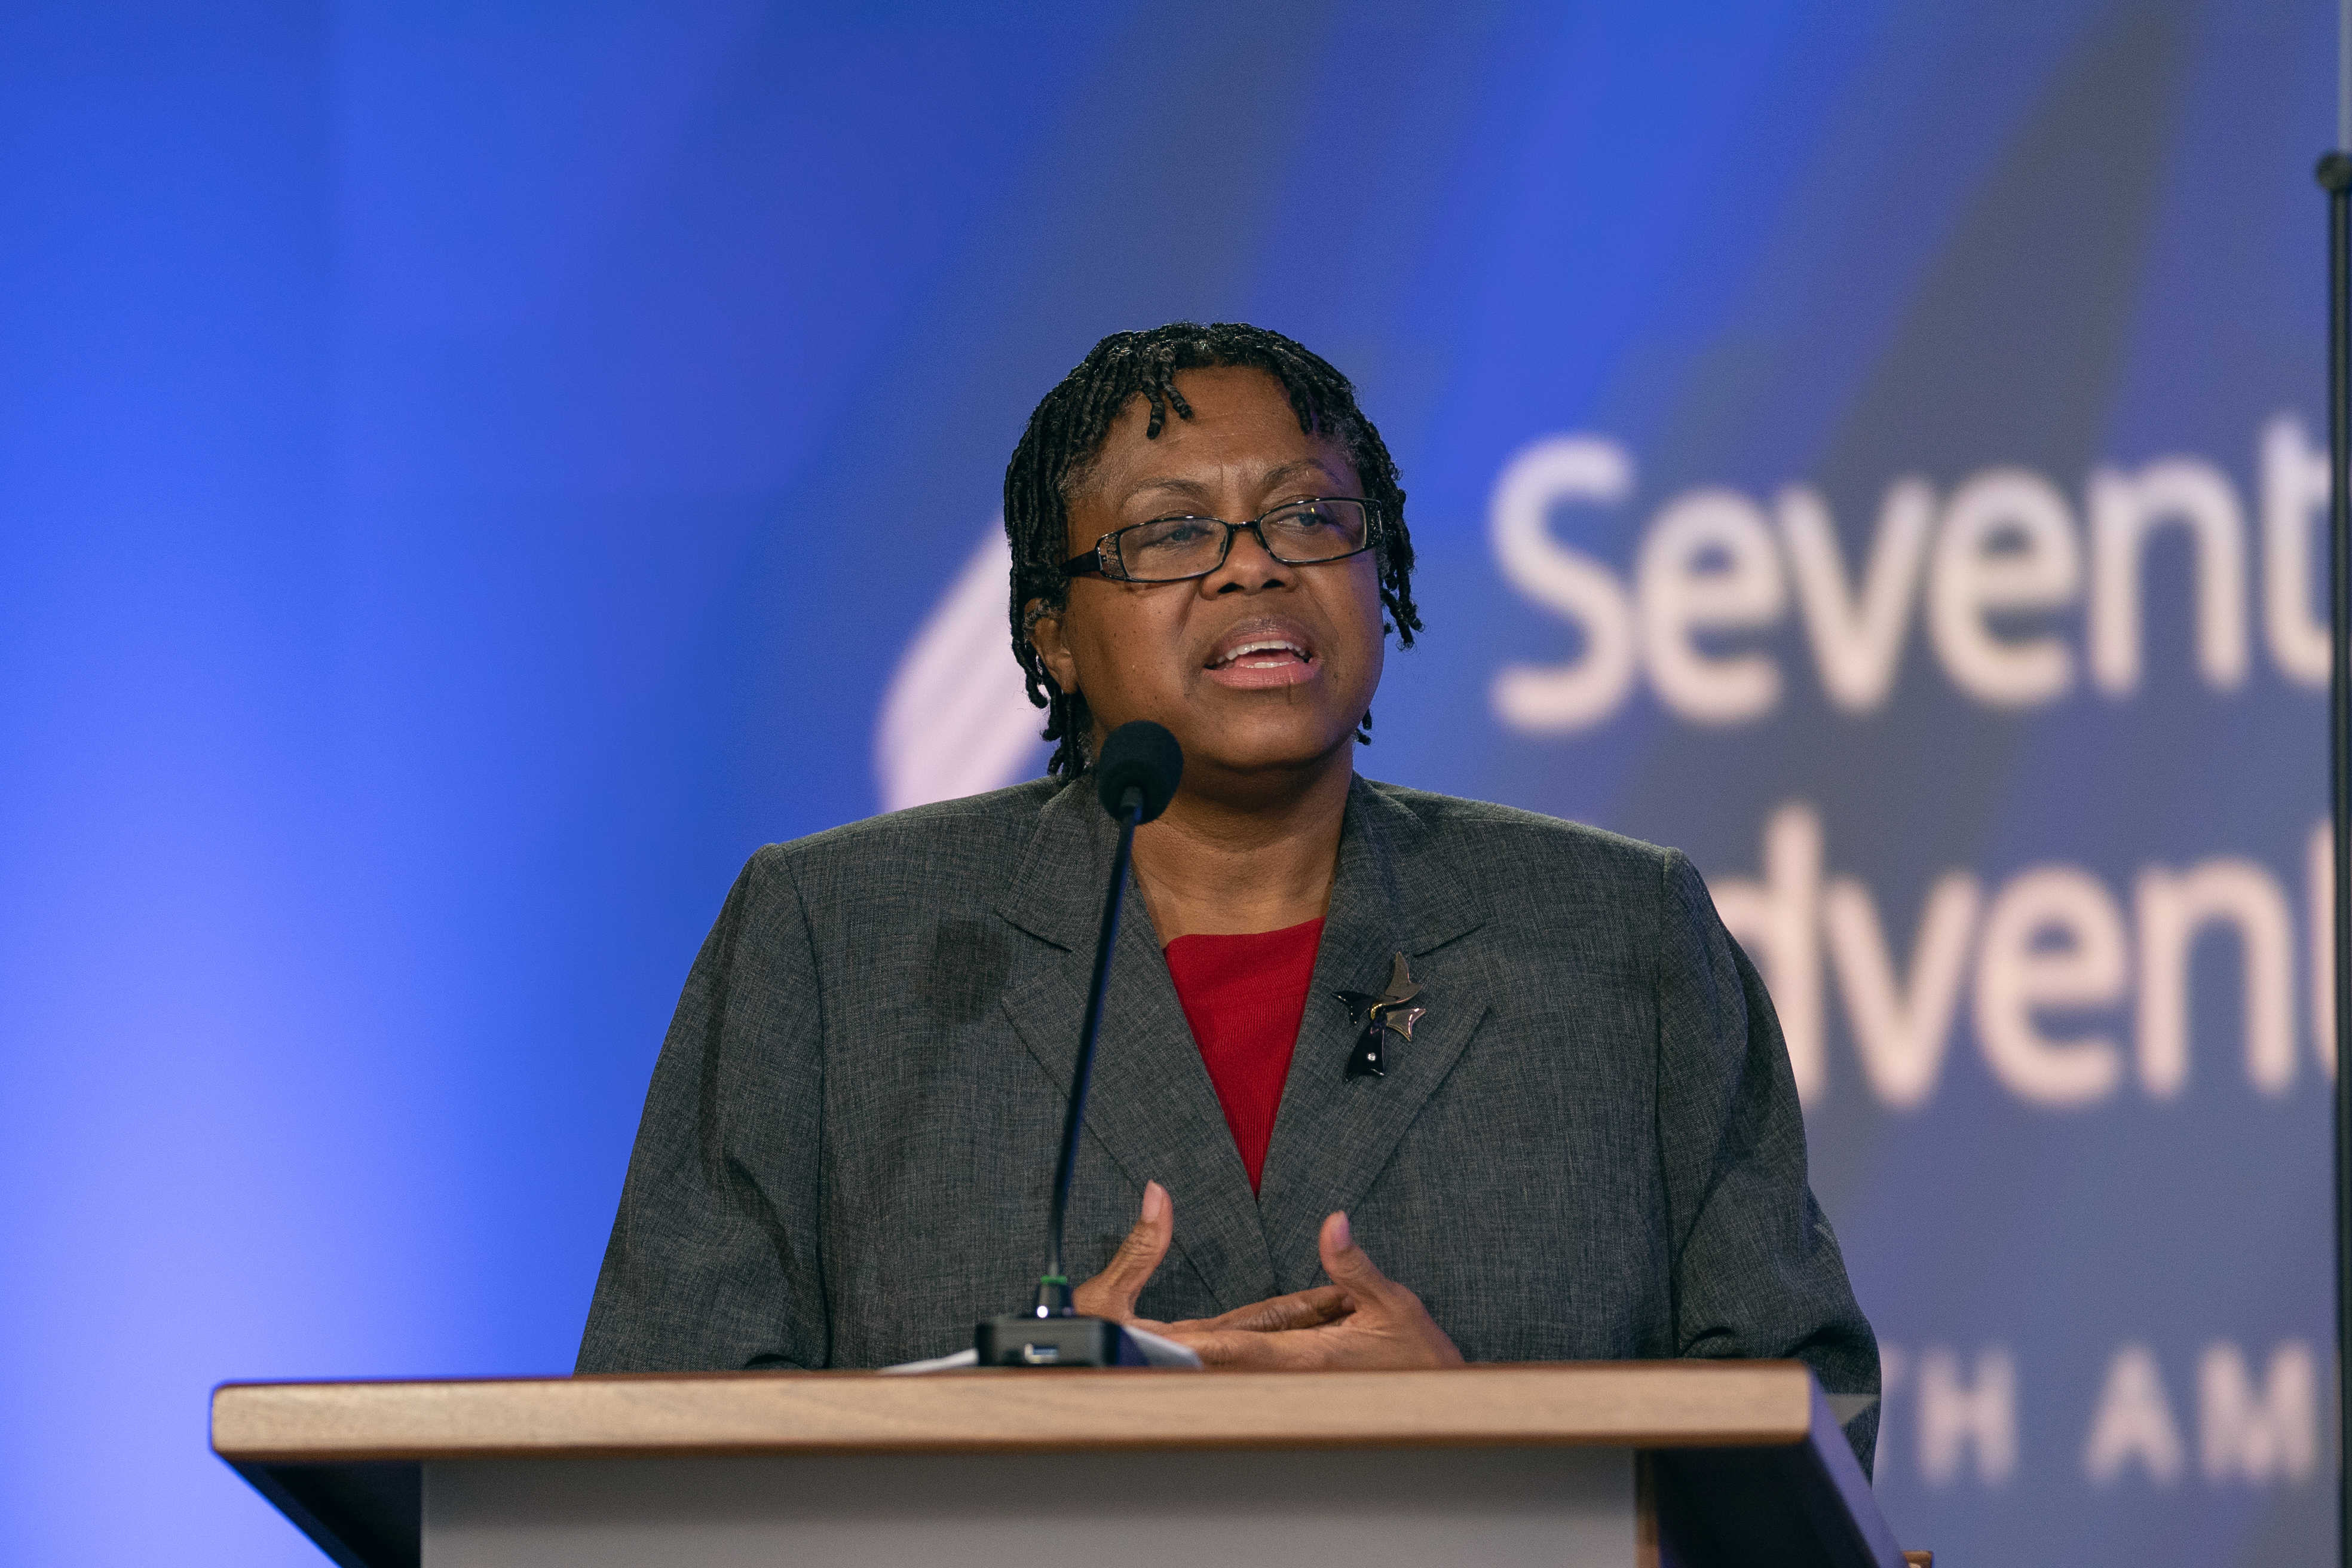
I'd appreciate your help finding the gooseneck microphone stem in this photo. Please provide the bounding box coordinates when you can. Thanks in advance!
[2320,140,2352,1568]
[978,719,1180,1364]
[1039,786,1143,1313]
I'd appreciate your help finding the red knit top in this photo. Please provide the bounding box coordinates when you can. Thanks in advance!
[1162,917,1325,1193]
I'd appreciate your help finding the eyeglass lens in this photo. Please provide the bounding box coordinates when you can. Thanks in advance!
[1117,500,1371,581]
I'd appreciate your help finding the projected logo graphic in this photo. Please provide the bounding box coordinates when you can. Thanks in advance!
[875,523,1051,811]
[1489,422,2333,1114]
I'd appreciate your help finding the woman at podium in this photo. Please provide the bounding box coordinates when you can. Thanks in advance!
[577,322,1882,1474]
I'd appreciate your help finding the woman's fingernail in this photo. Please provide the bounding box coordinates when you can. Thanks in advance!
[1143,1180,1168,1223]
[1331,1211,1352,1250]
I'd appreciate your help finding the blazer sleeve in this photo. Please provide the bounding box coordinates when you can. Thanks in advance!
[576,847,829,1373]
[1651,847,1881,1475]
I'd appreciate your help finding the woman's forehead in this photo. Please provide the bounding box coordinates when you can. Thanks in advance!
[1079,369,1356,513]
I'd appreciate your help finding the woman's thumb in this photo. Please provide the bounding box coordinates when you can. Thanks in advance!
[1319,1210,1387,1293]
[1073,1180,1172,1319]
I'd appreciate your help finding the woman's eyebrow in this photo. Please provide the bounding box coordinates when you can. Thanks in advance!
[1120,475,1218,510]
[1254,458,1343,492]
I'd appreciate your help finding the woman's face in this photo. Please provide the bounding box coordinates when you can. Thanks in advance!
[1028,366,1387,798]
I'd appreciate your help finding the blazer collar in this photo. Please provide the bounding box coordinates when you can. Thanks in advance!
[996,774,1486,958]
[994,774,1116,952]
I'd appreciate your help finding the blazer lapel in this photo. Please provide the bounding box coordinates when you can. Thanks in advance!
[1256,779,1493,1295]
[996,782,1278,1313]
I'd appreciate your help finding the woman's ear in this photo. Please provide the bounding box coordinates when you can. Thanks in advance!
[1025,599,1079,695]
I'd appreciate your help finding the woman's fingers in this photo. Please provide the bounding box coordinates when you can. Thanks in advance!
[1190,1285,1355,1335]
[1164,1214,1466,1369]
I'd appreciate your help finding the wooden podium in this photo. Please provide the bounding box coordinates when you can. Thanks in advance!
[212,1361,1914,1567]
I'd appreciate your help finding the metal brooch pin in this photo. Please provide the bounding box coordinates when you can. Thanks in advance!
[1336,953,1426,1080]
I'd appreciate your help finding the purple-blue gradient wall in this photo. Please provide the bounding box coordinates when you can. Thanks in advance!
[0,3,2332,1562]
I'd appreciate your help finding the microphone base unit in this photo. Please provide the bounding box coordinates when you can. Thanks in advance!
[974,1313,1145,1368]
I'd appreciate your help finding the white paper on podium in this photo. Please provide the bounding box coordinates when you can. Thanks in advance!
[880,1325,1202,1374]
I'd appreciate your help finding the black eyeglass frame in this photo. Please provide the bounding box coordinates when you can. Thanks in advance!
[1059,497,1387,583]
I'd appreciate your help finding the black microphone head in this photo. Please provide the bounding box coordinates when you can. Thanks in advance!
[1095,721,1183,823]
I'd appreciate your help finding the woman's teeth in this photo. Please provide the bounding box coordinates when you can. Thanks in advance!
[1214,639,1307,668]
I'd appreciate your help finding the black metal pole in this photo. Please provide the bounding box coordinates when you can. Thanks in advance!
[2322,144,2352,1568]
[1037,794,1140,1313]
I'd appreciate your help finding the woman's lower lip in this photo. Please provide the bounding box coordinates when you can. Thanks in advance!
[1204,657,1318,690]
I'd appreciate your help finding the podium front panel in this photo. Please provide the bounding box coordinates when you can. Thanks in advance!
[422,1448,1635,1568]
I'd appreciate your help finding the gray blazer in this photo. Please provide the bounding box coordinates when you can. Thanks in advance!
[578,774,1880,1469]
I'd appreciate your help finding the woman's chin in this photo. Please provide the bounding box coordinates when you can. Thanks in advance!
[1170,721,1362,785]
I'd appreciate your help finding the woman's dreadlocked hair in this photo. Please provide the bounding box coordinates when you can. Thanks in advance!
[1005,321,1421,778]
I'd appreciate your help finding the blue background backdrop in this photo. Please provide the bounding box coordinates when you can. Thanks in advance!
[0,2,2333,1561]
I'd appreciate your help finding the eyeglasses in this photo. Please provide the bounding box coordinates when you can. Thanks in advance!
[1062,498,1384,584]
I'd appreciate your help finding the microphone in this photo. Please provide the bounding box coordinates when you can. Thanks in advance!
[975,721,1183,1367]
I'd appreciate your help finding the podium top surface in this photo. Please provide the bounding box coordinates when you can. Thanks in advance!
[213,1360,1818,1464]
[213,1362,1909,1568]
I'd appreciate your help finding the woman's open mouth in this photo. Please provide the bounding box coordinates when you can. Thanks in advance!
[1204,630,1318,690]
